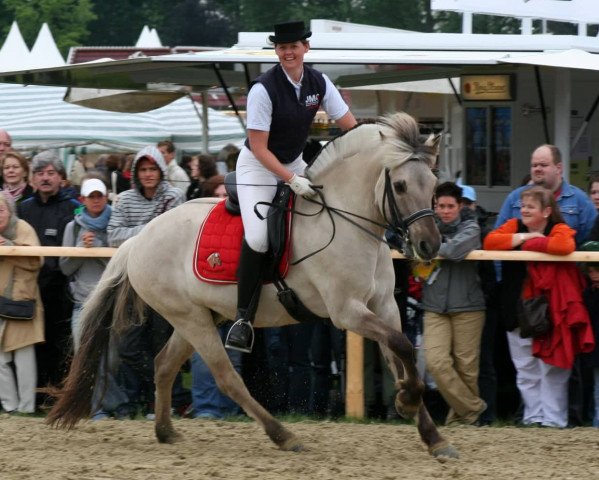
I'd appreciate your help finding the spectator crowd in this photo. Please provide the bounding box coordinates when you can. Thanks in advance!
[1,126,599,430]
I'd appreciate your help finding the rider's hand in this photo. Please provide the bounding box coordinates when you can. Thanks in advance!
[288,174,317,198]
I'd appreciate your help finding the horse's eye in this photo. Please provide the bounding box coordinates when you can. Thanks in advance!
[393,180,407,194]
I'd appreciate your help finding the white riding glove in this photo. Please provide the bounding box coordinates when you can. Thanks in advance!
[288,174,317,198]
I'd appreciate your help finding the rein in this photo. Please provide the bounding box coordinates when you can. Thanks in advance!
[255,168,434,264]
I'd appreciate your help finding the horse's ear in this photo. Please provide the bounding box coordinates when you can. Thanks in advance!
[425,133,442,153]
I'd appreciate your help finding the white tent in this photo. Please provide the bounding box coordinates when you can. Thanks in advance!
[29,23,66,68]
[0,83,245,153]
[0,21,30,70]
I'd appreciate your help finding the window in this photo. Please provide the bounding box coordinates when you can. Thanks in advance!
[465,106,512,186]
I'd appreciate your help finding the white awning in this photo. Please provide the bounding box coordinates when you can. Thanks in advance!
[344,78,459,95]
[499,49,599,72]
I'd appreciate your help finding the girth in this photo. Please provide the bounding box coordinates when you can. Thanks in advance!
[224,171,329,324]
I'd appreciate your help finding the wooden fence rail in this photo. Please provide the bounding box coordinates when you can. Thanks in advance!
[3,245,598,418]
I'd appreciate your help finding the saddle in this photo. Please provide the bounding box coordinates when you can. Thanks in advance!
[194,172,329,324]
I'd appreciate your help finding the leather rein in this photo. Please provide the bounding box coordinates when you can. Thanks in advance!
[255,167,434,264]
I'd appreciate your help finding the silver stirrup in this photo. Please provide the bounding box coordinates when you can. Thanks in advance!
[224,319,255,353]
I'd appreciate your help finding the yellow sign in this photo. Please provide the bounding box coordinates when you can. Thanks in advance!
[461,75,514,101]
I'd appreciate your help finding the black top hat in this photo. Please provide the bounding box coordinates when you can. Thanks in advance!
[268,21,312,44]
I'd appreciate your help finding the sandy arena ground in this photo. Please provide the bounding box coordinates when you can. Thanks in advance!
[1,415,597,480]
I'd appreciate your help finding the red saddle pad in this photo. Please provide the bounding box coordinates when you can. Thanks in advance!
[193,200,292,284]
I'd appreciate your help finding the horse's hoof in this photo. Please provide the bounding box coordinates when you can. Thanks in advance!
[279,436,304,452]
[155,426,183,444]
[429,441,459,460]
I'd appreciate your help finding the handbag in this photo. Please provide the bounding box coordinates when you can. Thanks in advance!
[516,295,552,338]
[0,295,35,321]
[0,271,35,321]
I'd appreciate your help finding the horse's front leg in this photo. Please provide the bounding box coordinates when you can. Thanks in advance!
[378,338,423,419]
[337,301,458,459]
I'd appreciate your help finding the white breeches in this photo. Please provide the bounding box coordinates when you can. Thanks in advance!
[507,330,571,428]
[236,146,306,252]
[0,345,37,413]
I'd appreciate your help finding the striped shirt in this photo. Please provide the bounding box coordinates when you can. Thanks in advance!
[107,181,183,247]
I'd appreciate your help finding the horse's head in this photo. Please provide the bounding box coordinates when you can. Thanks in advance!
[375,113,442,261]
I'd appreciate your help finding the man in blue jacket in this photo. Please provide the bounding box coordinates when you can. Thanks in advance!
[495,144,596,244]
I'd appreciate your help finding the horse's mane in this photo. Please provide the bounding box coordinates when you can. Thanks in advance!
[306,112,435,180]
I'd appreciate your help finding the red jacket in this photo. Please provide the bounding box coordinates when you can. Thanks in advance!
[527,262,595,369]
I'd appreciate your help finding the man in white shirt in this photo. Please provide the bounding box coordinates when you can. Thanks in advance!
[157,140,191,194]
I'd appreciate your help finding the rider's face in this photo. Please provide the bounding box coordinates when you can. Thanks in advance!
[275,41,309,71]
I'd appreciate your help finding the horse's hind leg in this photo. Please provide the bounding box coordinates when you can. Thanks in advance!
[154,329,194,443]
[173,313,303,452]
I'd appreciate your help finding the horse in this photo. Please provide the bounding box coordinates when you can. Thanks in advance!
[47,112,458,459]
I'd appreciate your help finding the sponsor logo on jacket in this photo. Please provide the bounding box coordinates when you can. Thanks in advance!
[305,93,320,108]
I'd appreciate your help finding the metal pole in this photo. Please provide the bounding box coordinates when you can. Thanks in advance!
[188,92,209,154]
[534,66,551,144]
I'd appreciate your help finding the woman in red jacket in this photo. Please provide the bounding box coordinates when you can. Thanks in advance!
[485,186,594,427]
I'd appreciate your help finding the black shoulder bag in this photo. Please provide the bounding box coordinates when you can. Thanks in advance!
[0,271,35,321]
[516,295,552,338]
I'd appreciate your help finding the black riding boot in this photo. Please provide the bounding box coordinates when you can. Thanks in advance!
[225,240,267,353]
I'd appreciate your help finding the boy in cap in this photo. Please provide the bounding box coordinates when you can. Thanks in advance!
[60,177,111,350]
[60,176,126,419]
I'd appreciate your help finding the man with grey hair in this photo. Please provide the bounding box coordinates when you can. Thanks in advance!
[17,150,80,405]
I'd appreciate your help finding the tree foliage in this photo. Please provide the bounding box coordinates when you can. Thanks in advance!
[0,0,591,54]
[2,0,96,53]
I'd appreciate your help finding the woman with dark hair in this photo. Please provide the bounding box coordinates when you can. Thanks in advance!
[418,181,486,426]
[201,174,226,198]
[588,173,599,212]
[485,186,594,427]
[186,154,218,200]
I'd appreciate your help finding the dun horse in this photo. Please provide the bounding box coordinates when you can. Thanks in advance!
[47,112,458,459]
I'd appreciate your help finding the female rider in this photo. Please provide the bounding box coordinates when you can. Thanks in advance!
[225,21,357,352]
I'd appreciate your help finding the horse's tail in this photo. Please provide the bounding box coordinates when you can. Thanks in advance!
[46,238,146,429]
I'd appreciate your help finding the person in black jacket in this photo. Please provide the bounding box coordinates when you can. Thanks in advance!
[17,151,80,405]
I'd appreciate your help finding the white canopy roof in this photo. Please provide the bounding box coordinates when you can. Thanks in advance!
[499,49,599,72]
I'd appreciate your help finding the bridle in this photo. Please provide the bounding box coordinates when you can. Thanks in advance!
[255,165,435,264]
[381,167,435,251]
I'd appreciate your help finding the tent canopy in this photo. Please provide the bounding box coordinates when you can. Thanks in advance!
[0,83,245,152]
[2,45,598,94]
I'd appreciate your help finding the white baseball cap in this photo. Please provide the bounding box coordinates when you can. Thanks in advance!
[80,178,107,197]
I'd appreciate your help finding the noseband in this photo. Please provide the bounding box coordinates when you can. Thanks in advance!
[382,167,434,249]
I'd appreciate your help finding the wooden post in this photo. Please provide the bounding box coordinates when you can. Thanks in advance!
[345,331,364,418]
